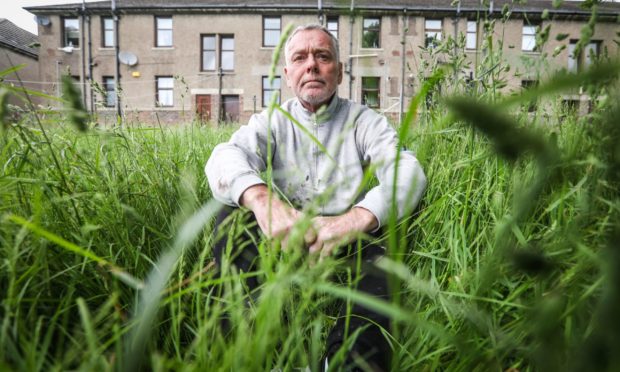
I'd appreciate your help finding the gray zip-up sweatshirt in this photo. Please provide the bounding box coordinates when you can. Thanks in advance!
[205,95,426,228]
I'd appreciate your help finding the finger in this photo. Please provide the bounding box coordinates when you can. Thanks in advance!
[308,240,322,255]
[303,226,317,246]
[318,243,334,263]
[281,234,289,252]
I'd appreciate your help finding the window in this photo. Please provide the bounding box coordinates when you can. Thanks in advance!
[522,23,538,52]
[263,16,281,47]
[102,17,114,47]
[262,76,281,107]
[155,16,173,47]
[466,21,477,50]
[221,35,234,71]
[221,95,240,123]
[202,35,216,71]
[425,19,442,48]
[567,40,578,72]
[103,76,115,107]
[568,40,601,72]
[521,80,538,112]
[62,18,80,47]
[583,41,600,68]
[327,17,339,39]
[362,18,380,48]
[362,77,380,108]
[201,34,235,71]
[156,76,174,107]
[562,99,580,116]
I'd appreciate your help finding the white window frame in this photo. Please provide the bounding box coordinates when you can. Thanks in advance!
[155,16,173,47]
[425,19,443,49]
[466,21,477,50]
[156,76,174,107]
[522,23,537,52]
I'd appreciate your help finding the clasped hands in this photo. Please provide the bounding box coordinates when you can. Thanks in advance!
[240,185,378,260]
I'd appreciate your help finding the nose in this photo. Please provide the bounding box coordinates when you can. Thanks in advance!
[305,54,319,73]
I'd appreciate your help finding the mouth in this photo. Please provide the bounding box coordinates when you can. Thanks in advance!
[302,79,325,87]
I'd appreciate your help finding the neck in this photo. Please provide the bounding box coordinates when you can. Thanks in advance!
[299,94,335,113]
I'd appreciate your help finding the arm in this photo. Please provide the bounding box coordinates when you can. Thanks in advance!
[353,112,427,229]
[205,113,271,206]
[241,184,302,239]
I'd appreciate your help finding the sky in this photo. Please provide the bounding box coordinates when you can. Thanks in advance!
[4,0,101,34]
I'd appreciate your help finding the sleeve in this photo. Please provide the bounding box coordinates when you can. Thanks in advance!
[205,112,274,206]
[353,112,427,229]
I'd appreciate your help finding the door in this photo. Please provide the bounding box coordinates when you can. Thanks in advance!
[196,95,211,123]
[221,95,239,123]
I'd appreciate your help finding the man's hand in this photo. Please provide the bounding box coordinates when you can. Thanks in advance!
[240,185,315,248]
[309,207,378,260]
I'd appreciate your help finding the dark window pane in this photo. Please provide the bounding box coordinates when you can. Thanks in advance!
[362,18,380,48]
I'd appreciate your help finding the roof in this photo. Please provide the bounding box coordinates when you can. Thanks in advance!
[0,18,38,59]
[24,0,620,20]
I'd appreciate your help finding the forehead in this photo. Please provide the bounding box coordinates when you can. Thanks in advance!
[286,29,334,54]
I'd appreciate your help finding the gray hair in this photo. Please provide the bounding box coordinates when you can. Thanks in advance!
[284,24,340,65]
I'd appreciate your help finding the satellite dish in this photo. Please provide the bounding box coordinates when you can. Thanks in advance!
[36,16,51,26]
[118,51,138,66]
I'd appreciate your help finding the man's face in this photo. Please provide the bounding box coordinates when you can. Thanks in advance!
[284,29,343,112]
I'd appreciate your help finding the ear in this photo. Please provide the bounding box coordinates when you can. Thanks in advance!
[284,66,293,88]
[337,62,343,84]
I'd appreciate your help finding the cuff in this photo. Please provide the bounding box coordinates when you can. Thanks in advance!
[230,173,266,207]
[354,191,388,232]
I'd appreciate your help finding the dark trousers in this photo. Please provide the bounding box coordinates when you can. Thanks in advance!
[212,206,392,371]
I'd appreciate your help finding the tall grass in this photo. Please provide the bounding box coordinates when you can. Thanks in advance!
[1,6,620,371]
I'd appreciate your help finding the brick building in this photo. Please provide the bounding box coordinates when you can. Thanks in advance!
[0,18,41,109]
[24,0,620,125]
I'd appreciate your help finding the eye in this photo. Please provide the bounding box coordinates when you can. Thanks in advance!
[317,53,331,61]
[292,54,305,63]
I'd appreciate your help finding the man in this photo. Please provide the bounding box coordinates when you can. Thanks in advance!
[206,24,426,370]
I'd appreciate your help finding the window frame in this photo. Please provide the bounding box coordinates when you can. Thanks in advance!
[62,17,80,48]
[327,16,339,39]
[583,40,600,68]
[201,34,216,71]
[361,76,380,109]
[155,16,173,48]
[262,76,281,107]
[424,19,443,49]
[102,76,115,107]
[521,22,538,52]
[220,35,235,71]
[155,76,174,107]
[263,16,281,48]
[466,21,477,50]
[362,17,381,49]
[568,39,601,72]
[101,17,114,48]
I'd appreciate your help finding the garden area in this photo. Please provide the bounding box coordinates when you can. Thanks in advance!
[1,4,619,371]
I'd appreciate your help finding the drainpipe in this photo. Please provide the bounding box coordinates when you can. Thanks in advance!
[80,0,87,108]
[347,0,355,100]
[399,8,407,125]
[112,0,122,123]
[318,0,323,25]
[86,2,95,113]
[218,67,223,123]
[454,0,461,86]
[87,9,94,113]
[56,61,63,97]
